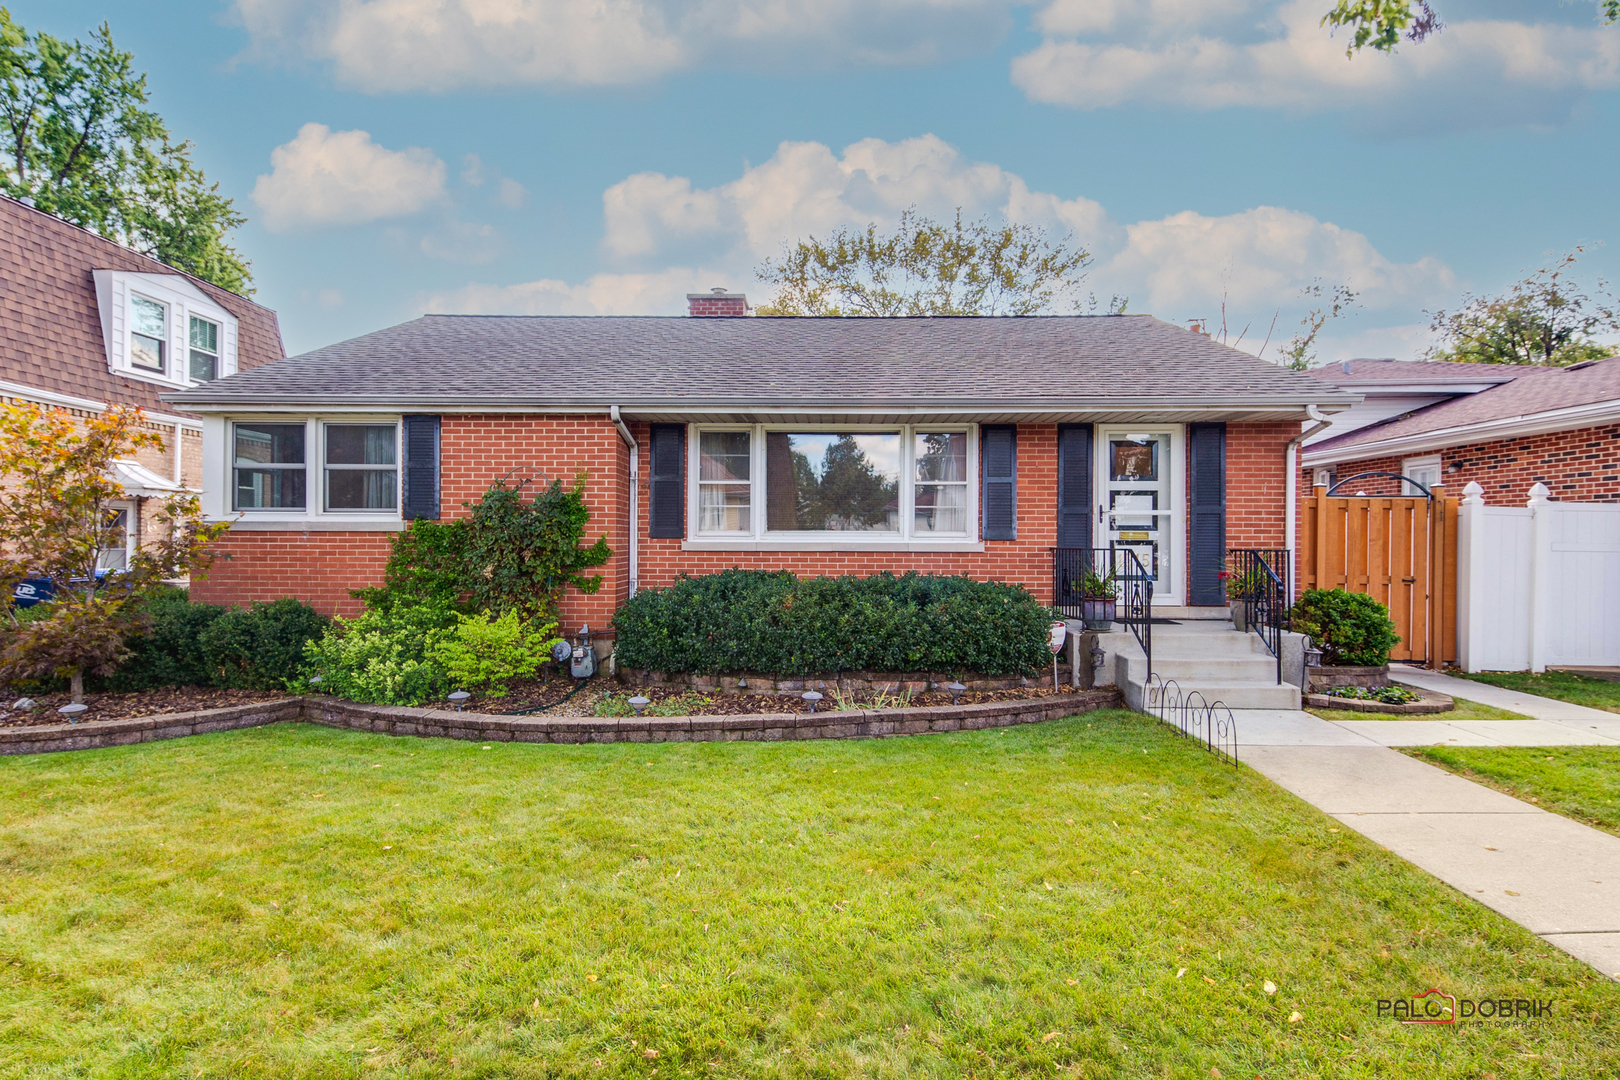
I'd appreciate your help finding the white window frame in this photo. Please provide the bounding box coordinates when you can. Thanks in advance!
[216,416,405,528]
[129,293,169,375]
[320,420,401,514]
[96,499,138,573]
[684,423,983,552]
[188,313,222,383]
[1402,454,1442,496]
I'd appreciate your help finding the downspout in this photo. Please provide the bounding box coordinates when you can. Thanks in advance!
[1285,404,1332,590]
[609,406,638,598]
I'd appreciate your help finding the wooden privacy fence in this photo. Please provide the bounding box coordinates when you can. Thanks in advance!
[1298,485,1458,668]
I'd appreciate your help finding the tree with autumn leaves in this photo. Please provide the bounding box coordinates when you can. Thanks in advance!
[0,402,227,702]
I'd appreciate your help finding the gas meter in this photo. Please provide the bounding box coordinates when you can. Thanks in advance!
[568,625,597,679]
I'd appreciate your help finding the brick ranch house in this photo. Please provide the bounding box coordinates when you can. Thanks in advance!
[167,294,1358,634]
[0,196,283,579]
[1301,357,1620,504]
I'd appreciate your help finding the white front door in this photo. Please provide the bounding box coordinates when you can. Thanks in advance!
[1096,426,1185,606]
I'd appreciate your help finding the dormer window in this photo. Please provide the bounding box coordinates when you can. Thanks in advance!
[130,295,167,373]
[93,269,240,388]
[189,315,219,382]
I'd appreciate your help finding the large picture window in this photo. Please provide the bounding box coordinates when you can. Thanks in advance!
[690,425,975,543]
[233,423,306,510]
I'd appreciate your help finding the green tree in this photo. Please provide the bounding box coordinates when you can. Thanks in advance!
[1422,249,1619,367]
[1276,282,1359,371]
[756,208,1112,317]
[0,10,252,293]
[1323,0,1615,55]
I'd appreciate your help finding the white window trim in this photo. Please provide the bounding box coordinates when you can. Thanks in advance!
[1402,453,1442,496]
[187,313,222,383]
[93,269,240,390]
[97,499,138,572]
[320,420,402,514]
[682,423,983,551]
[218,416,405,527]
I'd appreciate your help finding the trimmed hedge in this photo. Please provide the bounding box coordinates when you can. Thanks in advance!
[611,570,1056,676]
[1291,587,1401,667]
[99,590,328,692]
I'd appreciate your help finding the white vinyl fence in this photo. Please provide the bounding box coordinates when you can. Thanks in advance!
[1458,482,1620,672]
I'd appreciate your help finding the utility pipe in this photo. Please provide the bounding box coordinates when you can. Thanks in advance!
[609,406,639,598]
[1285,404,1332,592]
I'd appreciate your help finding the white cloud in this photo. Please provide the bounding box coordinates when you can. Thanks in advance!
[1107,205,1455,315]
[431,134,1451,337]
[234,0,1012,92]
[252,123,447,232]
[1012,0,1620,128]
[496,177,528,209]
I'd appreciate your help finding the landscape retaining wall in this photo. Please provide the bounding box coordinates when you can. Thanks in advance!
[0,689,1121,755]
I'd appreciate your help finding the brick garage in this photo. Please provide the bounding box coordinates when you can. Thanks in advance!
[1310,422,1620,506]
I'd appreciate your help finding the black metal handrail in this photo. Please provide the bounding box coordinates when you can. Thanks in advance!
[1226,548,1289,684]
[1051,547,1153,677]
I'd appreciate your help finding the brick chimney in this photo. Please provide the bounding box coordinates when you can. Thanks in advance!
[687,286,748,317]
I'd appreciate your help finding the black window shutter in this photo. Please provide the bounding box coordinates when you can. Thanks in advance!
[981,425,1017,541]
[647,423,686,539]
[1188,422,1227,606]
[1056,424,1093,549]
[401,415,440,520]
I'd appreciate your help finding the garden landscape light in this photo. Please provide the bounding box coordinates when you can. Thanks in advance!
[58,702,88,722]
[628,696,650,717]
[802,691,823,713]
[448,690,471,712]
[946,682,966,706]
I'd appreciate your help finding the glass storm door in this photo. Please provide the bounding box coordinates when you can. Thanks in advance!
[1096,428,1182,605]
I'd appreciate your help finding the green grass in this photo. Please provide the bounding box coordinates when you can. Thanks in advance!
[1307,697,1529,724]
[1458,670,1620,714]
[2,713,1616,1079]
[1404,746,1620,838]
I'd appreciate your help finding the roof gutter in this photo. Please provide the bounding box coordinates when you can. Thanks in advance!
[1285,405,1333,589]
[610,406,638,600]
[161,398,1359,417]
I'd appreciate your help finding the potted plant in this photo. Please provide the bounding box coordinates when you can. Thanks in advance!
[1074,567,1117,630]
[1220,565,1266,631]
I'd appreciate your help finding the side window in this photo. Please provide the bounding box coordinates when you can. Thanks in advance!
[233,423,307,510]
[130,295,167,372]
[189,316,220,382]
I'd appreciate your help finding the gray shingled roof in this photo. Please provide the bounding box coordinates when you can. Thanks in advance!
[1307,356,1620,455]
[1307,358,1527,385]
[166,314,1357,415]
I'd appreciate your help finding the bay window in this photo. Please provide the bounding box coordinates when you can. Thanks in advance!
[690,425,976,543]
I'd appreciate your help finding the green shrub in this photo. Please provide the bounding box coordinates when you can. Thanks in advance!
[428,610,559,697]
[611,570,1056,676]
[199,598,329,690]
[98,587,223,691]
[352,519,471,613]
[300,602,459,706]
[1292,588,1401,666]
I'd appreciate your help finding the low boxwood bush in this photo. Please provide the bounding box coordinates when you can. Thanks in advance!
[1291,588,1401,667]
[98,589,327,692]
[612,570,1055,676]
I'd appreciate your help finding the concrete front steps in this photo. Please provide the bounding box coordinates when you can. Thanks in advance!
[1097,614,1302,711]
[1147,622,1301,710]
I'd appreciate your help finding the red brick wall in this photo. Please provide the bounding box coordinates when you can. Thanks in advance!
[1311,422,1620,506]
[194,416,1300,620]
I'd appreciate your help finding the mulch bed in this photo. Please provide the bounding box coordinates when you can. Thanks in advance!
[421,679,1085,718]
[0,687,292,728]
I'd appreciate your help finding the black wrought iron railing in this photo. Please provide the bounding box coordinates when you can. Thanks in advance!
[1226,548,1289,683]
[1145,676,1238,766]
[1051,547,1153,677]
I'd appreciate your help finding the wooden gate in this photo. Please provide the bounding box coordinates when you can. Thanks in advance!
[1298,485,1458,668]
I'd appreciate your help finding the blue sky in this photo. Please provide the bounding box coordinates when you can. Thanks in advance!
[16,0,1620,359]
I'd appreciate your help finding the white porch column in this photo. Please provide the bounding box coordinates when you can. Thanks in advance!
[1526,482,1553,674]
[1457,481,1486,673]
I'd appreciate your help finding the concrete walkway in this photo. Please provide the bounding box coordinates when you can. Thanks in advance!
[1226,705,1620,979]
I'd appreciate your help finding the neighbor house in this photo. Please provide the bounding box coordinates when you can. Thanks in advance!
[0,195,284,576]
[1301,357,1620,504]
[166,292,1358,650]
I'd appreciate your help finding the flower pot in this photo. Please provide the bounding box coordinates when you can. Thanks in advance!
[1230,600,1249,632]
[1080,598,1116,631]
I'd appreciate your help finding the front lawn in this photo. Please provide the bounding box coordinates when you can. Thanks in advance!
[1403,746,1620,838]
[1457,670,1620,715]
[2,714,1615,1078]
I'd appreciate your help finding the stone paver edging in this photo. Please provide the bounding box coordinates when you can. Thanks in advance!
[0,689,1120,755]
